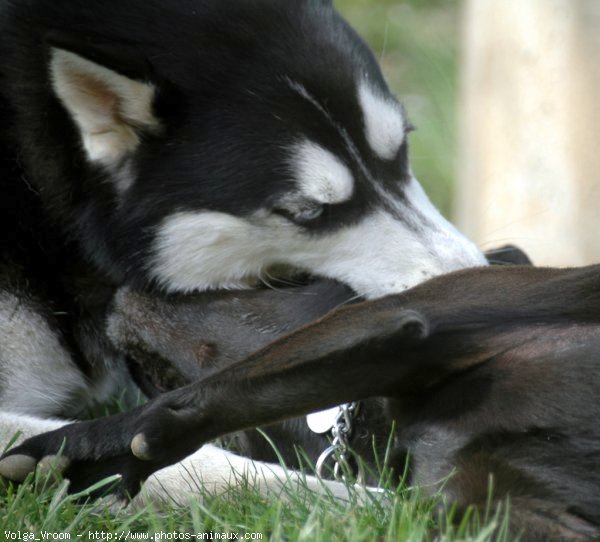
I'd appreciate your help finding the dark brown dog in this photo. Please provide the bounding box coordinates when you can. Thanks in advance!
[2,262,600,541]
[106,279,395,471]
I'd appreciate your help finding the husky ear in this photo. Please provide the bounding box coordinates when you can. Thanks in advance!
[49,48,160,166]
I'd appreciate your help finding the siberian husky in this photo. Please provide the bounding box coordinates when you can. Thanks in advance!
[0,0,484,503]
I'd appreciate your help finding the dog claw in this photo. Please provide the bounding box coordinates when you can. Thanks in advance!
[131,433,151,461]
[0,454,37,481]
[37,455,70,481]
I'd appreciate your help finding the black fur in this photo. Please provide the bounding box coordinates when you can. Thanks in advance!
[107,279,389,473]
[104,248,530,473]
[5,264,600,541]
[0,0,409,290]
[7,2,585,540]
[0,0,413,410]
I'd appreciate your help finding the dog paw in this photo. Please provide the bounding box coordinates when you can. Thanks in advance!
[0,413,157,498]
[122,390,210,467]
[0,396,206,499]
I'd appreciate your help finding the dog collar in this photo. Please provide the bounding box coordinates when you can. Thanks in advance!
[308,402,362,482]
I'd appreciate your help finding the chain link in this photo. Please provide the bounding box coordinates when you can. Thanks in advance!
[315,402,362,482]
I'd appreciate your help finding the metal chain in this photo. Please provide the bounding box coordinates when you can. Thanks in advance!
[315,402,361,482]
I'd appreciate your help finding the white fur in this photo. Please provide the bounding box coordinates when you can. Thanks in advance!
[292,140,354,204]
[0,412,67,453]
[358,81,406,160]
[50,48,159,168]
[0,293,90,416]
[132,443,372,508]
[403,176,486,266]
[151,211,269,293]
[151,180,486,298]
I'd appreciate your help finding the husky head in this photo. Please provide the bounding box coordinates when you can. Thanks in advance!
[11,0,485,298]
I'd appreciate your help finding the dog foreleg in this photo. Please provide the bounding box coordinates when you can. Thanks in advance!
[0,410,360,506]
[0,297,444,495]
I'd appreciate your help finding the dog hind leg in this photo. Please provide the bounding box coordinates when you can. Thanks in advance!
[133,443,368,509]
[501,498,598,542]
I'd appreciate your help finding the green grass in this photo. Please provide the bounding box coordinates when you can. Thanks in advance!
[0,413,513,541]
[0,463,514,541]
[0,2,509,540]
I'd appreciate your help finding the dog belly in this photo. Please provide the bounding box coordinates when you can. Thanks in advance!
[0,273,133,421]
[0,288,91,417]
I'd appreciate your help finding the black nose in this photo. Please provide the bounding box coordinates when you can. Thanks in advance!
[485,245,533,266]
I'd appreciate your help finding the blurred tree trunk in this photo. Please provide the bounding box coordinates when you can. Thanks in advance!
[456,0,600,266]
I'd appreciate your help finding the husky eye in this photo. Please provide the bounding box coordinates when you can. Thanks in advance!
[272,202,324,224]
[297,205,324,221]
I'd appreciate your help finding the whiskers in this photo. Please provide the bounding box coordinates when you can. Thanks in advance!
[484,247,519,256]
[258,269,317,294]
[333,293,363,311]
[258,270,363,309]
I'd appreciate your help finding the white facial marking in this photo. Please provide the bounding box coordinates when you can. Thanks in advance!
[298,208,486,299]
[50,48,159,170]
[403,176,487,265]
[151,180,486,297]
[293,140,354,204]
[358,81,405,160]
[152,212,266,293]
